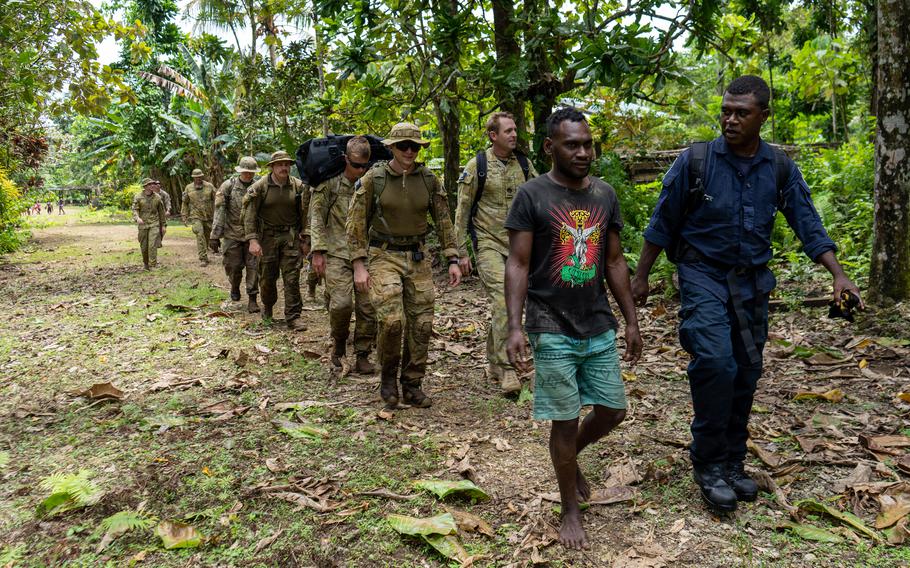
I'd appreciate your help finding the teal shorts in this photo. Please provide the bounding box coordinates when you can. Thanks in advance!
[528,329,626,421]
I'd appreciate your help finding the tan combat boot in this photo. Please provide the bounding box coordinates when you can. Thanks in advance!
[355,353,375,374]
[500,368,521,395]
[287,318,307,331]
[402,381,432,408]
[247,295,260,313]
[330,340,346,368]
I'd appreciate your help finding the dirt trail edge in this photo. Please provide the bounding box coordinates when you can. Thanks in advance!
[0,218,908,567]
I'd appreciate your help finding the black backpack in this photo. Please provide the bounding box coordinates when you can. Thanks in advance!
[294,135,392,188]
[665,141,792,263]
[467,150,531,249]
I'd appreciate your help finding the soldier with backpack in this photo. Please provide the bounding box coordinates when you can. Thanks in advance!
[212,156,261,313]
[454,111,537,395]
[243,151,311,330]
[631,75,863,513]
[346,123,462,409]
[310,136,377,373]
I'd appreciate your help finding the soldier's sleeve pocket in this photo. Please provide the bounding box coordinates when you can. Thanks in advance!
[458,170,473,185]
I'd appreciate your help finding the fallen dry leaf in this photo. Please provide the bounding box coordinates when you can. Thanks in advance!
[446,507,495,537]
[604,459,641,487]
[80,382,124,401]
[793,389,844,403]
[253,528,284,553]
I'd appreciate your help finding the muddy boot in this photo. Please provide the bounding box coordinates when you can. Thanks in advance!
[199,259,209,267]
[247,294,260,313]
[401,381,432,408]
[486,363,501,382]
[230,285,241,302]
[262,304,273,322]
[330,340,346,368]
[287,317,307,331]
[380,373,399,408]
[500,368,522,395]
[143,263,151,271]
[355,353,375,374]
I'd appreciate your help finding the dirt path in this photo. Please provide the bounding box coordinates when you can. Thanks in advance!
[0,217,908,567]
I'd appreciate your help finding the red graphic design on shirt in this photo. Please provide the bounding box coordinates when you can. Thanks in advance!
[548,205,605,287]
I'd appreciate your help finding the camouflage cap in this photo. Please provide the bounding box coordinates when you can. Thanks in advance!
[235,156,259,173]
[382,122,430,147]
[267,150,295,166]
[141,177,156,187]
[191,168,204,178]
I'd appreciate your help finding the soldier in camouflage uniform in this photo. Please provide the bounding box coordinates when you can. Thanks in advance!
[455,112,538,395]
[311,136,376,374]
[181,168,217,266]
[346,123,462,409]
[243,151,311,331]
[132,178,166,270]
[152,180,171,248]
[212,156,261,313]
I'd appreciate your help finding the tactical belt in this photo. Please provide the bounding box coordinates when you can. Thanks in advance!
[677,242,765,366]
[262,223,295,232]
[369,239,421,252]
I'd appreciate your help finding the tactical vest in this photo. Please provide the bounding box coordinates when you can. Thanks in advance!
[367,163,436,246]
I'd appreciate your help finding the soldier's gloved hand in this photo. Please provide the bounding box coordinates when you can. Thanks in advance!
[311,252,327,278]
[248,239,263,257]
[458,256,472,277]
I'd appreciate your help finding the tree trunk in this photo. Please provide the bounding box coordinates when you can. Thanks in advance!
[491,0,528,142]
[869,0,910,302]
[314,12,329,137]
[434,97,461,214]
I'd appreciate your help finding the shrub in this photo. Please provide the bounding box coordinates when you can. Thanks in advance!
[0,167,28,253]
[102,183,141,210]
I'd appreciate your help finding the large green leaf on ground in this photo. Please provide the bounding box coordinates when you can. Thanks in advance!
[795,499,882,542]
[386,513,457,536]
[414,479,490,501]
[777,521,845,543]
[272,419,327,439]
[423,533,470,562]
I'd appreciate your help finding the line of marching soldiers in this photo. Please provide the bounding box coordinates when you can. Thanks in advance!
[133,116,527,410]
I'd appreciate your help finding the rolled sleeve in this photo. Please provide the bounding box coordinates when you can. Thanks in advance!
[780,167,837,262]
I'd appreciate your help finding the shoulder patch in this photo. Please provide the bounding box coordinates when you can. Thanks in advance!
[458,170,471,184]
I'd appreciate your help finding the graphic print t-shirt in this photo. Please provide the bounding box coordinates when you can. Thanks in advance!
[505,174,623,338]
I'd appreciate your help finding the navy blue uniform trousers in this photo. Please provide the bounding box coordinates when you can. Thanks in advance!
[678,277,769,467]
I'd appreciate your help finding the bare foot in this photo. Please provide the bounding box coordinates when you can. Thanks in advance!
[559,510,589,550]
[576,468,591,503]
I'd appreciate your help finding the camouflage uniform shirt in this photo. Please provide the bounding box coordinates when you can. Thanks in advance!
[181,182,216,221]
[310,173,356,260]
[453,148,538,256]
[242,174,310,242]
[212,177,256,241]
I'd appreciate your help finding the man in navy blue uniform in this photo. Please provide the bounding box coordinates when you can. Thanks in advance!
[631,75,863,513]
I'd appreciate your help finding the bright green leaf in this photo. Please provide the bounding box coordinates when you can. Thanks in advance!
[777,521,845,543]
[795,499,882,542]
[386,513,457,536]
[413,479,490,501]
[155,521,203,549]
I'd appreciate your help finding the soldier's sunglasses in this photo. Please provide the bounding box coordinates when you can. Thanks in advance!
[346,157,370,169]
[394,141,422,152]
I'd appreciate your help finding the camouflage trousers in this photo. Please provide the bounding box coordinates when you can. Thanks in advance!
[476,245,512,371]
[325,255,376,354]
[191,220,212,262]
[223,238,259,297]
[258,228,302,322]
[137,225,160,267]
[369,247,435,386]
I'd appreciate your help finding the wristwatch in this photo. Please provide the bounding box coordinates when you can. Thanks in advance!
[448,258,459,266]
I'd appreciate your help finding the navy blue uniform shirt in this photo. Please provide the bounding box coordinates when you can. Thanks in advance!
[643,137,836,301]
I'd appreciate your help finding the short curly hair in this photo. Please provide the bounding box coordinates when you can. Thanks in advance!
[725,75,771,110]
[546,107,587,137]
[346,136,371,159]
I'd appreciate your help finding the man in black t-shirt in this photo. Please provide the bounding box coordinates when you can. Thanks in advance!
[505,107,642,550]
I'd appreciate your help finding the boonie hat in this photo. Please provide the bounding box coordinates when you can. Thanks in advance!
[141,178,156,187]
[235,156,259,173]
[191,169,204,178]
[382,122,430,147]
[267,151,295,166]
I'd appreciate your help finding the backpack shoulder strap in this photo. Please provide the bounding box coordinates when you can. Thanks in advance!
[687,142,708,192]
[475,150,487,198]
[515,151,531,181]
[771,146,791,207]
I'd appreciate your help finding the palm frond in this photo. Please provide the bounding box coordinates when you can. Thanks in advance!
[138,71,203,104]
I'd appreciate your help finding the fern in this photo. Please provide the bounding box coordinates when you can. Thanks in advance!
[36,470,102,517]
[95,508,158,552]
[99,509,157,534]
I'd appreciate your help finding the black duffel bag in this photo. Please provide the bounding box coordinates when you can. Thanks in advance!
[295,134,391,187]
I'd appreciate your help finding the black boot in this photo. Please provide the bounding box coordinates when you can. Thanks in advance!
[380,373,399,408]
[727,461,758,502]
[693,463,738,513]
[401,381,432,408]
[230,285,241,301]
